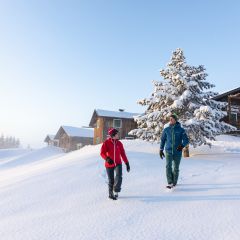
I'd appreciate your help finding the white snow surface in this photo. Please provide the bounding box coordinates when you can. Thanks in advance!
[95,109,140,119]
[0,135,240,240]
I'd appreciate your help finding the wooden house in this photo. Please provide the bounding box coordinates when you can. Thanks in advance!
[44,134,59,147]
[213,87,240,129]
[54,126,94,152]
[89,109,139,144]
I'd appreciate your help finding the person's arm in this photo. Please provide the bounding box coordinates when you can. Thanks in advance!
[101,141,114,164]
[119,142,130,172]
[119,142,128,164]
[160,129,167,150]
[182,129,189,147]
[100,142,108,160]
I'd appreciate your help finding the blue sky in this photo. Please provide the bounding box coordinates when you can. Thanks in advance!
[0,0,240,147]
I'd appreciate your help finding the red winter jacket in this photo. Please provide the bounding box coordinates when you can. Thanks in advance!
[100,138,129,168]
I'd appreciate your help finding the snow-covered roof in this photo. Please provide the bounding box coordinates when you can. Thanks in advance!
[89,109,140,127]
[55,126,94,139]
[95,109,139,119]
[47,135,55,140]
[213,87,240,100]
[44,134,56,142]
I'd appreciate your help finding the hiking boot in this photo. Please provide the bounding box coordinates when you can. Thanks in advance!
[109,191,117,200]
[166,184,173,189]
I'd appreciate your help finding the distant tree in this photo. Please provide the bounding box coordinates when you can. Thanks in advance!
[15,138,20,148]
[0,134,4,148]
[0,133,20,149]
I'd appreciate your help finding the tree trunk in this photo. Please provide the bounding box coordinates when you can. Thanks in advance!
[183,145,190,157]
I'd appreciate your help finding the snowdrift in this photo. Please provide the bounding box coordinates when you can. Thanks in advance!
[0,135,240,240]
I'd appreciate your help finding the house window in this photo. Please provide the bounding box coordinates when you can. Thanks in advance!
[230,113,237,124]
[113,119,122,128]
[77,143,83,149]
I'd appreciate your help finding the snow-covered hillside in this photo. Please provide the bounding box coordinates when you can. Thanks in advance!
[0,136,240,240]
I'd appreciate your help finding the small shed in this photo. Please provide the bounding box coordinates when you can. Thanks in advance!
[213,87,240,129]
[44,134,59,147]
[54,126,94,152]
[89,109,139,144]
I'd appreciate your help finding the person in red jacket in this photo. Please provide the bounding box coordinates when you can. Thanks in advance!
[100,128,130,200]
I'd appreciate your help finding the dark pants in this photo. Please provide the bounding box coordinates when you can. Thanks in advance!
[106,164,122,193]
[165,152,182,185]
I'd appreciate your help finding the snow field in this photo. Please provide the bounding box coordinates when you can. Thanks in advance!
[0,136,240,240]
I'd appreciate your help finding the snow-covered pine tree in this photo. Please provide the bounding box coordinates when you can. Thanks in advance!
[130,48,236,147]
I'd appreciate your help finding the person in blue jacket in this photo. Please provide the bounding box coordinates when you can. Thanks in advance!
[160,114,189,189]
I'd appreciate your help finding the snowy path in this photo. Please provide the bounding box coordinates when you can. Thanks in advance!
[0,138,240,240]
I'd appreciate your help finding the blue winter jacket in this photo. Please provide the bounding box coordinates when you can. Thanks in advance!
[160,122,189,155]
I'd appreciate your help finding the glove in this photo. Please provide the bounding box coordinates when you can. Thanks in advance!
[177,145,184,151]
[106,157,114,165]
[126,162,130,172]
[159,150,165,159]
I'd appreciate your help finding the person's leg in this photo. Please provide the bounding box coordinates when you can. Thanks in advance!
[172,154,182,186]
[114,164,122,193]
[165,152,174,185]
[106,167,115,196]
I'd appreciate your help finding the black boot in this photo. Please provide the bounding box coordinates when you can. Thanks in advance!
[109,191,117,200]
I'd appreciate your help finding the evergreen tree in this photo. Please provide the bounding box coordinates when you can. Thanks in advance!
[0,134,4,148]
[0,134,20,148]
[15,138,20,148]
[130,48,236,147]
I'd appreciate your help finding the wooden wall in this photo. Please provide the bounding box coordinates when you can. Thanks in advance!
[94,117,104,144]
[214,93,240,129]
[70,137,93,151]
[93,117,137,144]
[58,133,93,152]
[59,133,70,151]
